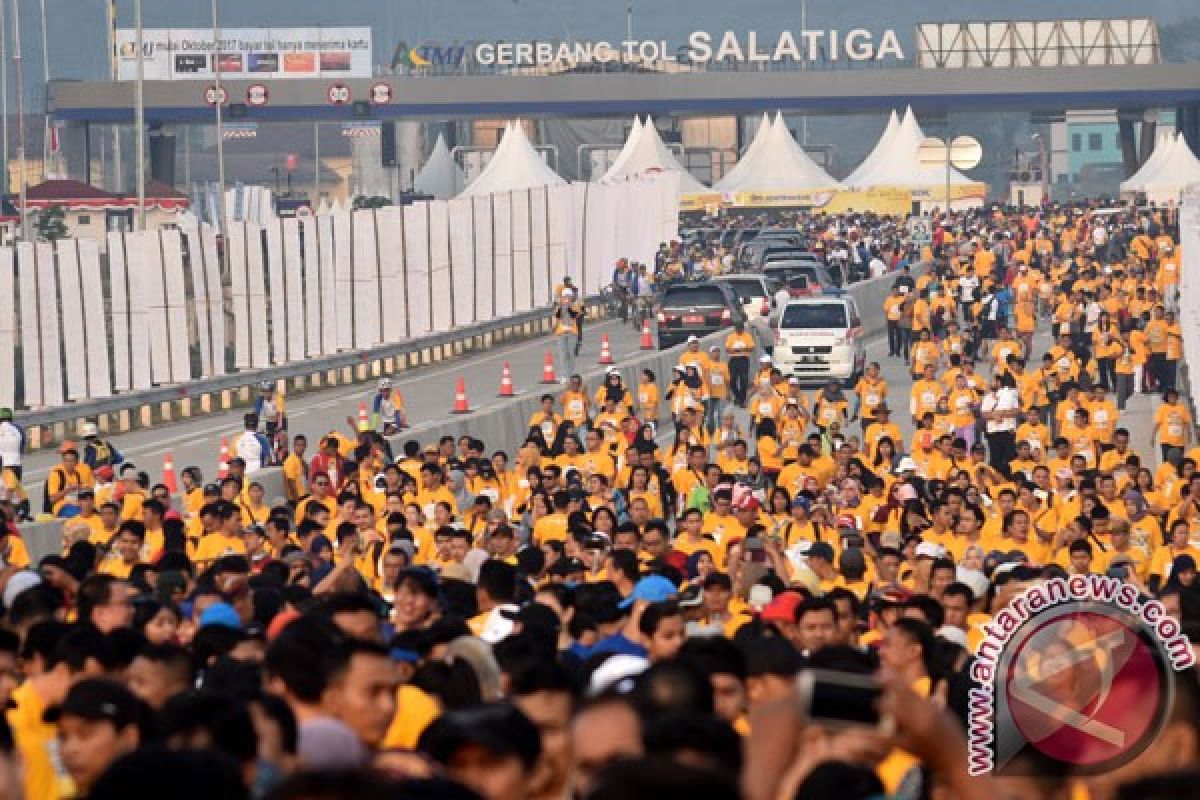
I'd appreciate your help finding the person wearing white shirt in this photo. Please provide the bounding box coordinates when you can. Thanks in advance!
[0,409,23,479]
[981,373,1021,477]
[235,413,273,474]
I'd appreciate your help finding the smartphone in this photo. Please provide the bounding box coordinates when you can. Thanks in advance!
[796,669,883,729]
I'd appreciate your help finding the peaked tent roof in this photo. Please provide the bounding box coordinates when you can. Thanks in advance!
[844,110,900,187]
[462,121,565,196]
[601,116,644,181]
[846,107,975,189]
[715,113,842,192]
[599,115,707,195]
[414,134,466,199]
[1121,132,1200,192]
[1121,128,1176,189]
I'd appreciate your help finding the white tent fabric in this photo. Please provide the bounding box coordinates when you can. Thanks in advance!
[846,107,975,189]
[714,113,841,192]
[1120,129,1176,191]
[1121,133,1200,195]
[462,121,565,197]
[413,134,466,200]
[844,110,900,187]
[599,115,708,195]
[711,113,772,190]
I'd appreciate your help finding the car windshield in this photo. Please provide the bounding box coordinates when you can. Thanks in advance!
[664,287,727,307]
[781,303,847,329]
[723,280,765,302]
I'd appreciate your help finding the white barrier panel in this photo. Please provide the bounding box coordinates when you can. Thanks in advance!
[584,183,617,298]
[429,201,453,331]
[492,192,513,318]
[1181,189,1200,402]
[182,224,212,378]
[333,210,354,351]
[160,229,191,383]
[17,244,41,407]
[55,240,88,402]
[547,184,572,290]
[264,220,288,365]
[245,226,270,369]
[106,233,131,391]
[511,189,532,313]
[472,195,494,324]
[351,209,381,347]
[317,214,338,356]
[227,222,251,370]
[129,231,170,385]
[282,218,306,362]
[403,203,431,338]
[0,249,14,410]
[568,183,589,290]
[377,206,407,341]
[530,186,550,307]
[202,226,226,377]
[78,239,111,399]
[448,196,475,326]
[34,243,63,407]
[300,218,321,357]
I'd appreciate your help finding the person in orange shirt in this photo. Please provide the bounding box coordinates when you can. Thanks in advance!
[1143,306,1170,393]
[1153,389,1192,465]
[636,369,661,424]
[1163,309,1183,393]
[908,330,939,380]
[559,374,591,430]
[909,364,942,424]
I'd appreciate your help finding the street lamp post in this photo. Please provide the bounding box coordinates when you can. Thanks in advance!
[13,0,28,241]
[1032,132,1048,206]
[134,0,145,229]
[212,0,227,240]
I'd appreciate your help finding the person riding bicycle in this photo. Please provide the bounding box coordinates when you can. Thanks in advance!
[612,259,632,322]
[632,263,656,327]
[371,379,408,435]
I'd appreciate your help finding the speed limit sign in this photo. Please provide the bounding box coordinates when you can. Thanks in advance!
[203,85,228,106]
[246,84,269,107]
[370,82,393,105]
[327,83,352,105]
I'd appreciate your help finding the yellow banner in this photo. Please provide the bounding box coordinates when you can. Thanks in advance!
[681,183,986,214]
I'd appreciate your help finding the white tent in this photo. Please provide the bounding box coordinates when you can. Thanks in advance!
[843,110,900,187]
[714,113,841,192]
[1120,129,1175,191]
[1121,132,1200,199]
[599,115,708,195]
[461,121,565,196]
[413,134,466,200]
[846,107,976,189]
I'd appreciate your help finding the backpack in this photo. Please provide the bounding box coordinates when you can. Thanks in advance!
[43,468,65,514]
[89,440,113,467]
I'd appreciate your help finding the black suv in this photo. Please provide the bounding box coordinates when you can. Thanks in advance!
[656,281,747,350]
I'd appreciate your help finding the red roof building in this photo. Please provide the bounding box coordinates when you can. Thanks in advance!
[22,179,189,211]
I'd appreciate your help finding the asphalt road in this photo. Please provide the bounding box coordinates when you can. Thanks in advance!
[22,309,1069,503]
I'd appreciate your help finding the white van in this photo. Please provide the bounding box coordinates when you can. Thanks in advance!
[773,296,866,382]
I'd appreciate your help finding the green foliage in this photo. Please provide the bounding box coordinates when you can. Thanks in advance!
[33,205,68,241]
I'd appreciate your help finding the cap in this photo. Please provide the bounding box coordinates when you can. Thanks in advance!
[807,542,835,562]
[3,570,41,609]
[80,422,99,438]
[606,366,621,376]
[734,495,761,513]
[44,678,145,728]
[791,495,812,512]
[479,605,519,644]
[761,591,803,623]
[548,556,587,577]
[759,355,772,363]
[379,378,392,390]
[587,654,650,696]
[199,602,242,631]
[618,574,678,609]
[747,584,774,611]
[915,541,946,559]
[687,335,699,343]
[677,584,705,609]
[835,514,858,530]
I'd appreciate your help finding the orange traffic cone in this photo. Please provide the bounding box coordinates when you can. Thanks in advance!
[452,377,471,414]
[162,451,178,494]
[640,320,654,350]
[357,401,370,431]
[216,436,230,480]
[541,351,558,384]
[498,361,515,397]
[598,334,614,365]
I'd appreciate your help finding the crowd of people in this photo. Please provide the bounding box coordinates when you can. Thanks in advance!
[0,203,1194,800]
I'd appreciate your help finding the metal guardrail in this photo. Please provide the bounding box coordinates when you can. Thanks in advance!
[14,297,604,429]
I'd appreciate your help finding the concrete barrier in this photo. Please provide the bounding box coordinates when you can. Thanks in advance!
[16,267,921,563]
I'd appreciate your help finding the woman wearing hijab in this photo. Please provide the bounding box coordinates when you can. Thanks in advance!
[595,369,632,412]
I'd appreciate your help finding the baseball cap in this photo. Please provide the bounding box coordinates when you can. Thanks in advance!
[199,602,242,631]
[687,335,699,343]
[915,541,946,559]
[420,704,542,770]
[791,495,812,512]
[735,495,761,513]
[835,514,858,531]
[761,591,803,623]
[807,542,835,562]
[618,574,678,609]
[45,678,147,730]
[677,584,705,609]
[500,602,561,635]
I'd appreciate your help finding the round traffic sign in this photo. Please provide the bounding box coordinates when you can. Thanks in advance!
[917,137,947,168]
[246,84,269,107]
[327,83,352,105]
[203,85,228,106]
[370,82,393,105]
[949,135,983,170]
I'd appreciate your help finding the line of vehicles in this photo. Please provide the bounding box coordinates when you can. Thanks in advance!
[653,227,867,384]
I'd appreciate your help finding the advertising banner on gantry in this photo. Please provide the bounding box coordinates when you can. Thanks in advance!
[114,27,372,81]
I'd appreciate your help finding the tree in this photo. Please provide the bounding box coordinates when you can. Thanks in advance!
[352,195,391,210]
[33,205,68,241]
